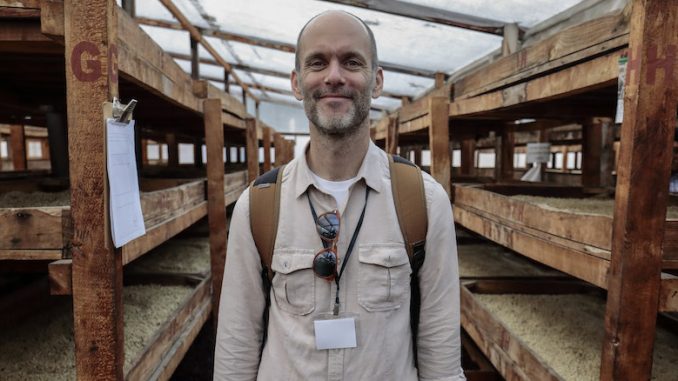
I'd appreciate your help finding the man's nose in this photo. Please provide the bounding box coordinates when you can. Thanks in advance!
[323,59,345,86]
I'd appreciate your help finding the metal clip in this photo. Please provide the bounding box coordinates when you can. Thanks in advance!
[112,97,138,123]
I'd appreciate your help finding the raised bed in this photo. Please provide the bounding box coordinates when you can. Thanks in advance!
[461,279,678,381]
[453,185,678,311]
[0,179,207,263]
[0,275,210,381]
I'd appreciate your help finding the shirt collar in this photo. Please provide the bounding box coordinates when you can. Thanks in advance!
[293,139,386,199]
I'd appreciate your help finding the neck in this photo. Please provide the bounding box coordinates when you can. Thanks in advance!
[307,123,370,181]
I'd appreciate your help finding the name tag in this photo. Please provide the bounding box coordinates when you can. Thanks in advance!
[314,317,357,350]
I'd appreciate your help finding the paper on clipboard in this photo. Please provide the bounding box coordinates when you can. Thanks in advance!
[106,117,145,247]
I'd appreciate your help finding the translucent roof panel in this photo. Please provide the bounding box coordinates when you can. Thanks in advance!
[134,0,593,133]
[402,0,585,27]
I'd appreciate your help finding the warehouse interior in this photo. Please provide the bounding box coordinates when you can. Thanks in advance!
[1,0,678,380]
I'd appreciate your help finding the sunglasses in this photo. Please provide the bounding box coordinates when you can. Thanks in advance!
[312,210,341,281]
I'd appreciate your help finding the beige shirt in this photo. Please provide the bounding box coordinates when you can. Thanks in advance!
[214,142,465,381]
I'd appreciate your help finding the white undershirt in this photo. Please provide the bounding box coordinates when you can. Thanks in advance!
[310,172,359,211]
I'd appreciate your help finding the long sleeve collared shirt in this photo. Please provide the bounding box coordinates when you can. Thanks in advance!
[214,141,466,381]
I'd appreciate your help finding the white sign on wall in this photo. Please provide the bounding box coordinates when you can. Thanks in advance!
[526,143,551,164]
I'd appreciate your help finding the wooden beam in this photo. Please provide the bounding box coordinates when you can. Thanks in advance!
[601,1,678,380]
[156,0,259,102]
[263,126,272,171]
[64,0,124,379]
[429,96,451,196]
[203,98,227,325]
[246,118,259,181]
[9,124,26,171]
[449,51,621,118]
[318,0,509,36]
[136,16,438,79]
[502,22,520,56]
[453,11,630,99]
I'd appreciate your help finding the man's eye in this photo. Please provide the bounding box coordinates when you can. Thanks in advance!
[308,61,325,68]
[345,60,362,68]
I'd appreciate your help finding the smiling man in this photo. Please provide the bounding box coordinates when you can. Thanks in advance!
[214,10,465,381]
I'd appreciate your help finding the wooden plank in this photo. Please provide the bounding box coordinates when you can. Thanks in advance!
[140,179,205,228]
[0,206,69,250]
[449,51,622,117]
[461,286,562,381]
[399,114,430,135]
[454,11,630,98]
[121,202,208,265]
[454,185,613,251]
[246,118,259,181]
[429,96,451,196]
[399,96,430,123]
[125,277,211,381]
[48,258,72,295]
[601,1,678,379]
[40,0,65,41]
[659,274,678,312]
[454,206,609,289]
[373,115,389,141]
[262,126,272,172]
[0,249,62,260]
[64,1,124,379]
[204,98,227,324]
[9,125,27,171]
[386,115,398,155]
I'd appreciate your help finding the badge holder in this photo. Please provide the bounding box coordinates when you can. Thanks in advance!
[313,310,360,350]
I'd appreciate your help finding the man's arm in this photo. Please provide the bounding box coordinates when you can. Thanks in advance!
[214,189,267,380]
[416,176,466,381]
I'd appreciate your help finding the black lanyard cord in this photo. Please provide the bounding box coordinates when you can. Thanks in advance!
[308,188,370,313]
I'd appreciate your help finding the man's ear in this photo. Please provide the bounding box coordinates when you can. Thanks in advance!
[291,70,303,101]
[372,66,384,99]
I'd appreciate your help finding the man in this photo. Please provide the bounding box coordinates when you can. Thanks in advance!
[214,10,465,381]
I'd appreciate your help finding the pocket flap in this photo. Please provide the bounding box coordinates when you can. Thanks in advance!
[271,249,314,274]
[358,245,409,267]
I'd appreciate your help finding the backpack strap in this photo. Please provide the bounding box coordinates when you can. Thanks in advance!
[249,165,285,354]
[389,154,427,367]
[250,165,285,282]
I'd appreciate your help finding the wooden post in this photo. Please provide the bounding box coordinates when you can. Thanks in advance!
[601,1,678,380]
[64,0,124,379]
[9,125,27,171]
[141,139,149,166]
[190,36,199,80]
[461,138,475,176]
[561,146,569,172]
[121,0,134,17]
[538,127,549,182]
[246,118,259,182]
[41,138,50,161]
[263,127,272,172]
[386,115,398,155]
[204,98,227,324]
[46,112,69,177]
[241,88,246,108]
[434,72,445,89]
[500,128,515,181]
[429,96,451,196]
[194,138,204,168]
[414,146,422,166]
[224,70,230,92]
[255,101,260,120]
[502,22,520,56]
[274,132,283,167]
[166,133,178,167]
[582,118,603,188]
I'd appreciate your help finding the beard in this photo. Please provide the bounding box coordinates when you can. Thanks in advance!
[303,85,372,138]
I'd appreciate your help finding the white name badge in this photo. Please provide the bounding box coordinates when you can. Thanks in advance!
[314,317,357,350]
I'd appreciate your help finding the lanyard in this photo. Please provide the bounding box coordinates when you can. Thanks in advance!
[308,188,370,314]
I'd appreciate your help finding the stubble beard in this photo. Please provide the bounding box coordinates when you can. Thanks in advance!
[303,85,372,138]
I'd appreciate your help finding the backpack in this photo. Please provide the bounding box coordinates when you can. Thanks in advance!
[249,154,427,365]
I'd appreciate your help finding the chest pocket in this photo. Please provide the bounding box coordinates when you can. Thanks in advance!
[357,244,412,312]
[270,250,316,316]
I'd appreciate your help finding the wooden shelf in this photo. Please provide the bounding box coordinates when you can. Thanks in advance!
[454,184,678,311]
[0,179,207,262]
[461,279,678,381]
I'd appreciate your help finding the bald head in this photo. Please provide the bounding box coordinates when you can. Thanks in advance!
[294,10,379,73]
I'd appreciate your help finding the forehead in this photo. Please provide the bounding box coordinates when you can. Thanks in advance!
[298,13,372,60]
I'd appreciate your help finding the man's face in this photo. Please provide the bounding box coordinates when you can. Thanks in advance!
[292,13,383,137]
